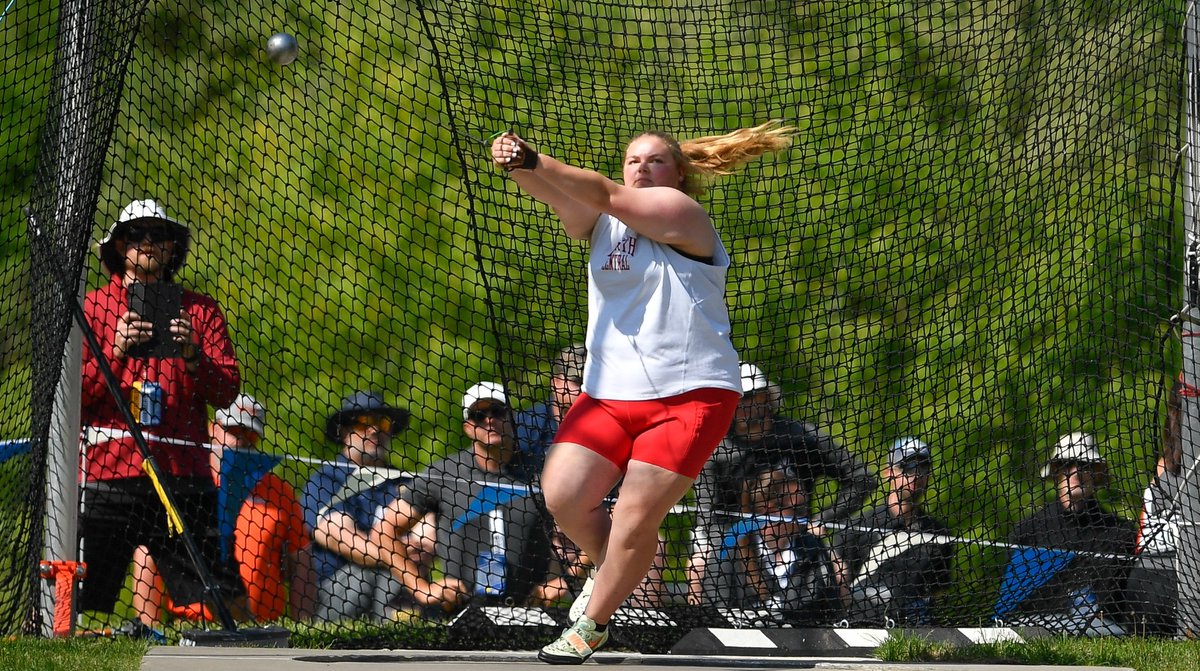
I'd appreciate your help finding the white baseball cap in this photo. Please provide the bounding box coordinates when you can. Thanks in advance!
[740,363,771,395]
[1041,432,1105,477]
[214,393,266,437]
[462,382,508,419]
[889,436,932,471]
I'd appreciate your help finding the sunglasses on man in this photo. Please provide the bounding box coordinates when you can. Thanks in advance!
[221,425,261,445]
[350,414,394,434]
[123,225,175,244]
[467,404,509,423]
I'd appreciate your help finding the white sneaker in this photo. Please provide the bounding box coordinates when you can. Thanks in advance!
[538,615,608,665]
[569,575,595,622]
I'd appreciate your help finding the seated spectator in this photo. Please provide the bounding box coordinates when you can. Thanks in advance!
[377,382,567,610]
[301,391,435,621]
[1001,432,1136,636]
[212,394,316,620]
[689,363,876,604]
[701,456,839,624]
[833,437,952,626]
[133,394,316,623]
[1128,379,1184,637]
[512,343,586,481]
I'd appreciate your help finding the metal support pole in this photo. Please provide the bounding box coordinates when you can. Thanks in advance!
[37,0,93,637]
[1175,2,1200,639]
[40,304,82,637]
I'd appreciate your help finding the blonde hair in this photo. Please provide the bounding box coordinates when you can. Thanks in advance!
[634,120,795,196]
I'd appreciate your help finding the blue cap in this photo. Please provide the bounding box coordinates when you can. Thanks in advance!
[889,437,931,470]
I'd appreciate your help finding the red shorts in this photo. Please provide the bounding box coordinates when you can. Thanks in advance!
[552,388,740,478]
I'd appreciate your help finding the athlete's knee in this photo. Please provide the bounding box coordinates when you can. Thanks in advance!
[542,445,620,517]
[541,485,572,518]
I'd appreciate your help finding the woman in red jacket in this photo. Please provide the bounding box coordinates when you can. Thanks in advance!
[80,198,242,629]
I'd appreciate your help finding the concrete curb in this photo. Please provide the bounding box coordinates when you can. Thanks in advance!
[141,646,1135,671]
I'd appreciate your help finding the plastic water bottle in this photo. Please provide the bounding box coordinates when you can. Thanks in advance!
[475,507,507,596]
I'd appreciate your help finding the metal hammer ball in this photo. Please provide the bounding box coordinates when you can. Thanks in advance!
[266,32,299,66]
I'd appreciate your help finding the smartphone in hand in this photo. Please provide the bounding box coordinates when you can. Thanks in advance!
[126,281,184,358]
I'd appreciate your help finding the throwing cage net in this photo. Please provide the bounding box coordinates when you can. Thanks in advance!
[0,0,1193,651]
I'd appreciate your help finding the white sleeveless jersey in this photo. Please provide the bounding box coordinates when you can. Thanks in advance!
[582,213,741,400]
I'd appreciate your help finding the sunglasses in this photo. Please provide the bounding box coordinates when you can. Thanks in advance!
[467,405,509,423]
[123,225,175,244]
[351,414,394,434]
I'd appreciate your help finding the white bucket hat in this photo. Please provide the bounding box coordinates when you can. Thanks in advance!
[1041,432,1105,477]
[98,199,190,278]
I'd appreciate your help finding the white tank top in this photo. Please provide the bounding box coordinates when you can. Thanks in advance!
[582,213,741,400]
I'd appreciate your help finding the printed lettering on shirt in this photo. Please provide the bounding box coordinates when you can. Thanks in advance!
[602,233,638,271]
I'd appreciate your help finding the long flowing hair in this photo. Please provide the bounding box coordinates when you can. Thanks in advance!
[636,120,795,196]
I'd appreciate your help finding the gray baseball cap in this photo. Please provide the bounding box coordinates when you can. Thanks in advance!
[889,436,931,471]
[214,393,266,437]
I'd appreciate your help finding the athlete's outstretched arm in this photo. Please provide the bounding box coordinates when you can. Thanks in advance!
[492,132,715,256]
[506,168,601,240]
[491,133,598,239]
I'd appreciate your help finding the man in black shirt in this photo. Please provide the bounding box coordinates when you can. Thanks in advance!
[377,382,567,610]
[1002,432,1135,635]
[833,437,952,626]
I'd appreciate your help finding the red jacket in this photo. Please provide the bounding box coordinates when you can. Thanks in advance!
[81,275,240,481]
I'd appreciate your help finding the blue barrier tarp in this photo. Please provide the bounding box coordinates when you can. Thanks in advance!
[217,448,283,562]
[0,439,32,464]
[993,546,1076,619]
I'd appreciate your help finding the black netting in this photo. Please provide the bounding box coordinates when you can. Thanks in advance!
[0,0,1192,651]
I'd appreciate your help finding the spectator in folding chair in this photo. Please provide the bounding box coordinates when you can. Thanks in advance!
[1127,378,1185,637]
[209,394,315,620]
[701,456,839,625]
[832,437,952,626]
[377,382,570,611]
[134,394,316,623]
[997,432,1136,636]
[300,390,436,621]
[688,363,875,605]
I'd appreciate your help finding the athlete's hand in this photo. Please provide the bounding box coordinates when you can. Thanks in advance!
[491,131,539,171]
